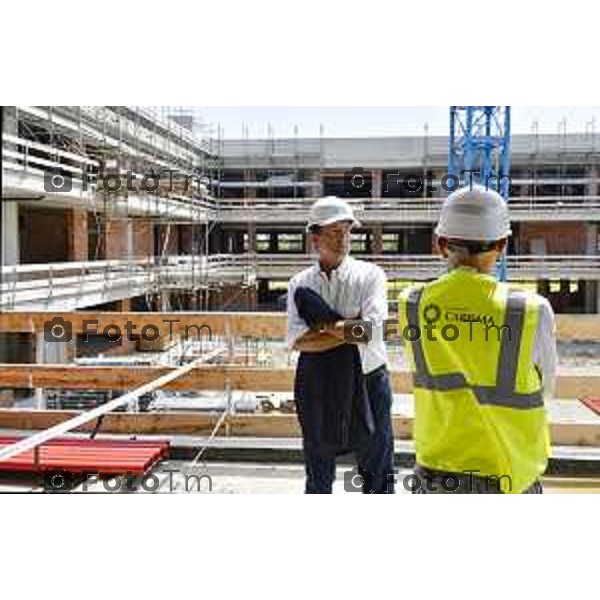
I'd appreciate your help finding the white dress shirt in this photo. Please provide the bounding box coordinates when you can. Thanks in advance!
[532,295,557,399]
[287,256,389,375]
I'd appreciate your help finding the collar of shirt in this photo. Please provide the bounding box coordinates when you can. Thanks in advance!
[317,255,353,282]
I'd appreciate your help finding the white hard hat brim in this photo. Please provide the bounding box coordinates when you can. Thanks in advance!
[434,221,512,241]
[306,216,361,231]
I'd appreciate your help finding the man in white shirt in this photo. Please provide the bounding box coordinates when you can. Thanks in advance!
[287,197,395,494]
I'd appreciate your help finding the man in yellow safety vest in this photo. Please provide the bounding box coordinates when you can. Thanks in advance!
[398,185,557,494]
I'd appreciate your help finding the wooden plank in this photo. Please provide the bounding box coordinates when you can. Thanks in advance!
[0,365,296,392]
[0,365,597,398]
[0,312,599,341]
[556,315,600,341]
[0,410,596,446]
[0,312,285,338]
[549,423,600,447]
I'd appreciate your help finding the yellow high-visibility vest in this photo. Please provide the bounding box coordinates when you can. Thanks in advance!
[398,267,550,494]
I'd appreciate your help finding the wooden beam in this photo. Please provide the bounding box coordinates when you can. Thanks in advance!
[549,423,600,447]
[555,315,600,342]
[0,312,285,338]
[0,365,597,398]
[0,312,599,341]
[0,365,296,392]
[0,410,597,447]
[0,410,301,437]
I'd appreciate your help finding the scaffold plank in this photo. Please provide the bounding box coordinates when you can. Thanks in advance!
[0,312,598,340]
[0,411,598,447]
[0,365,596,398]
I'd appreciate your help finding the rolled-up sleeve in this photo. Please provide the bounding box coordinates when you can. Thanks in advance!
[533,297,557,399]
[286,276,309,349]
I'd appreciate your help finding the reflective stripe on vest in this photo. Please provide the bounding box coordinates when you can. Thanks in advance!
[405,287,543,410]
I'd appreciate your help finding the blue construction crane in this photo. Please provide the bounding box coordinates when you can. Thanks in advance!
[448,106,512,280]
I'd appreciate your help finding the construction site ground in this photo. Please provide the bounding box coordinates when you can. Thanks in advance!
[1,429,599,493]
[1,459,599,494]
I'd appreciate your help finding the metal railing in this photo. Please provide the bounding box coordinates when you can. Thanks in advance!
[3,254,600,310]
[0,256,258,310]
[4,133,600,225]
[2,133,98,195]
[0,259,154,309]
[213,196,600,223]
[2,134,215,220]
[217,253,600,281]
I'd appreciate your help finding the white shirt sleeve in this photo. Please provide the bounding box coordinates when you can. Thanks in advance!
[286,276,310,349]
[360,265,388,325]
[532,297,557,399]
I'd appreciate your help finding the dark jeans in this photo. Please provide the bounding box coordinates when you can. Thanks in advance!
[304,365,395,494]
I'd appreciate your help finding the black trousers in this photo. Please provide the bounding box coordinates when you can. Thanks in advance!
[302,366,395,494]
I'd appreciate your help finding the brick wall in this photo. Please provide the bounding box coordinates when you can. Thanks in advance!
[519,223,587,255]
[132,219,153,258]
[67,208,88,261]
[103,218,128,259]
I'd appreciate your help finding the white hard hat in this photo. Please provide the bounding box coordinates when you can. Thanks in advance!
[306,196,360,232]
[435,185,512,241]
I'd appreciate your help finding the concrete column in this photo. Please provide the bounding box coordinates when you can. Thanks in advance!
[244,170,256,202]
[587,165,598,199]
[1,202,19,265]
[436,170,447,198]
[247,225,257,253]
[304,232,313,254]
[244,171,257,261]
[2,107,20,265]
[2,106,18,136]
[371,169,382,200]
[371,225,383,255]
[585,224,598,313]
[305,170,321,199]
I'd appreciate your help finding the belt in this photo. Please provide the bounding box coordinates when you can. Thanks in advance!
[365,364,388,378]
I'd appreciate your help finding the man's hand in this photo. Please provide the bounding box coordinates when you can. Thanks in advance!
[293,317,365,352]
[321,320,347,340]
[293,328,346,353]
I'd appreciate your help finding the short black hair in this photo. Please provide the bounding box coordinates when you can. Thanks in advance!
[308,224,322,234]
[447,238,503,254]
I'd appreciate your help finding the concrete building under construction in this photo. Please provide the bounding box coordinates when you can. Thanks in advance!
[1,106,600,493]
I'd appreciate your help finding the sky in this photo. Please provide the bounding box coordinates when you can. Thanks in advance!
[190,106,600,139]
